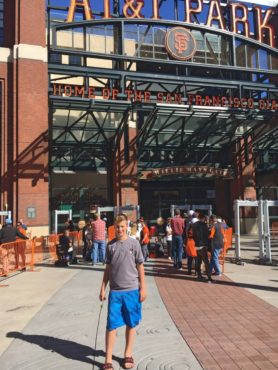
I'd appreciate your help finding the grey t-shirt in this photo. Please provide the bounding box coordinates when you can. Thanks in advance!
[106,236,144,291]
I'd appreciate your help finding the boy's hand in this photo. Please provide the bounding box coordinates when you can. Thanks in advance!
[99,289,106,302]
[139,288,147,302]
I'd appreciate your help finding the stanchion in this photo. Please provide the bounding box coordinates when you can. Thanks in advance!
[28,238,40,273]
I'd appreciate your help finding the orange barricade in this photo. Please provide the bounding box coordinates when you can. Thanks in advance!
[0,239,30,277]
[0,230,85,278]
[219,228,233,273]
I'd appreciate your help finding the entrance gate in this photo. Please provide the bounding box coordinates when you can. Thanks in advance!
[170,205,212,218]
[0,211,12,221]
[234,200,278,263]
[97,205,140,221]
[54,210,72,234]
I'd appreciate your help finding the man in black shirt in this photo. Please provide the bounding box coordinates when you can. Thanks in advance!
[192,214,213,283]
[0,218,28,275]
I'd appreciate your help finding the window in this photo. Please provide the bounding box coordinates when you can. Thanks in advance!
[27,207,36,219]
[49,53,62,64]
[69,54,82,66]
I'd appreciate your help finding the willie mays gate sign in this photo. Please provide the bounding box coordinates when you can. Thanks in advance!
[48,0,278,172]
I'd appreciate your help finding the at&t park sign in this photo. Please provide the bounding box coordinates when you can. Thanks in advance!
[66,0,276,47]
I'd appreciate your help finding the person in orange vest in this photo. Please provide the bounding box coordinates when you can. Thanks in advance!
[209,215,225,276]
[140,219,150,262]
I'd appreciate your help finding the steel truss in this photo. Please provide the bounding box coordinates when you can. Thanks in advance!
[48,7,278,172]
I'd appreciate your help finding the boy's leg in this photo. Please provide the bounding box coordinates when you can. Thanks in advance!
[124,326,136,358]
[105,329,117,364]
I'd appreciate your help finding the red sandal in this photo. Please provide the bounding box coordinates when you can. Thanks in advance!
[122,356,135,369]
[102,363,114,370]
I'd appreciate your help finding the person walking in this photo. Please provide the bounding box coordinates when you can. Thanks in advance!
[91,213,106,265]
[165,218,172,260]
[99,214,146,370]
[171,209,185,270]
[192,214,213,283]
[209,214,224,276]
[140,219,150,262]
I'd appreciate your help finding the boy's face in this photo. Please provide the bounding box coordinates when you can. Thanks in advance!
[115,220,128,240]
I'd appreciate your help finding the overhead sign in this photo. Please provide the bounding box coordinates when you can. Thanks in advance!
[141,166,234,179]
[65,0,276,48]
[52,84,278,111]
[165,27,196,61]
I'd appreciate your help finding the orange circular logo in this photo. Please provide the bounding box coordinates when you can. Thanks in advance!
[165,27,196,61]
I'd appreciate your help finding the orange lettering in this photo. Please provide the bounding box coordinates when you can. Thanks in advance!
[152,0,161,19]
[104,0,111,19]
[102,88,110,99]
[64,85,73,97]
[144,91,151,103]
[206,0,225,30]
[112,89,119,100]
[185,0,203,23]
[88,86,95,99]
[230,3,250,38]
[66,0,93,22]
[53,84,62,96]
[254,6,275,47]
[125,89,133,100]
[196,95,203,105]
[75,85,85,97]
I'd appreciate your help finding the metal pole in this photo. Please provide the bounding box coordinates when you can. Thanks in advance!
[69,210,72,221]
[234,200,241,260]
[208,205,212,216]
[258,200,265,260]
[170,205,174,218]
[136,205,140,220]
[55,211,58,234]
[264,200,272,263]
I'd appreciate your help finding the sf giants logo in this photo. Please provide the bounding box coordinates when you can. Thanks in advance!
[174,32,190,54]
[166,27,196,61]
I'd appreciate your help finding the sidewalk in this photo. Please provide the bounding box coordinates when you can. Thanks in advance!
[0,263,201,370]
[0,251,277,370]
[154,257,278,370]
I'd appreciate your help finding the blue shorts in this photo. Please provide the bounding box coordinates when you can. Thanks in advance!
[107,289,142,331]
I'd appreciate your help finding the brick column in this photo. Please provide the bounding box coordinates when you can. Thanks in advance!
[4,0,49,234]
[113,120,139,212]
[230,136,257,233]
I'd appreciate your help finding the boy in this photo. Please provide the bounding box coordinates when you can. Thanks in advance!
[99,214,146,370]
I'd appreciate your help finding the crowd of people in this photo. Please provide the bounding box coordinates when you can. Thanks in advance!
[57,209,228,285]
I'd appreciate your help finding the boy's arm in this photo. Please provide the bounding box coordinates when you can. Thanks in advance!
[99,265,110,301]
[137,263,147,302]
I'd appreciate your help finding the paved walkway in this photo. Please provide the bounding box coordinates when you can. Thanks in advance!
[0,263,201,370]
[0,249,278,370]
[154,259,278,370]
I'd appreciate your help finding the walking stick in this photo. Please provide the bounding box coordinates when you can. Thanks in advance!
[92,288,108,370]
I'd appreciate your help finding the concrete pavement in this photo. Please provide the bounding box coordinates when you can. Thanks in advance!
[0,241,278,370]
[0,263,202,370]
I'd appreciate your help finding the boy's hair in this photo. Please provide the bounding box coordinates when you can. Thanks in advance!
[115,213,128,223]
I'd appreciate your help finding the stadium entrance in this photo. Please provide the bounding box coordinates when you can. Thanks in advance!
[47,0,278,230]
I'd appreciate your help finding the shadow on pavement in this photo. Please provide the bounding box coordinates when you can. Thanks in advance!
[36,260,278,293]
[6,332,121,369]
[144,264,278,293]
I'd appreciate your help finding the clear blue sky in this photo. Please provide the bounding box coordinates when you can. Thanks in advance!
[48,0,274,27]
